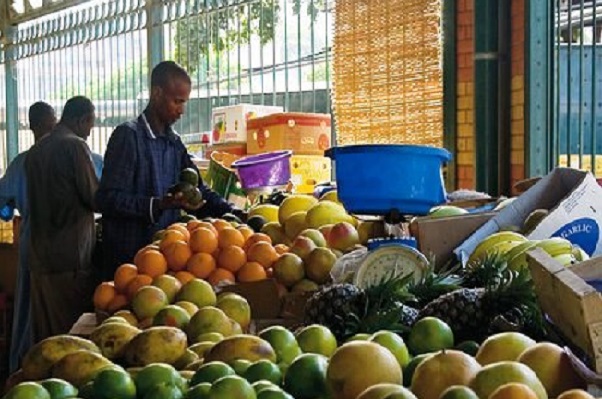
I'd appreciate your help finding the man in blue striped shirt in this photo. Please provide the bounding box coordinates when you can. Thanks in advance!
[96,61,240,279]
[0,102,56,372]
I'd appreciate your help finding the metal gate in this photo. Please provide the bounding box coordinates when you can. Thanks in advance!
[554,0,602,175]
[0,0,333,172]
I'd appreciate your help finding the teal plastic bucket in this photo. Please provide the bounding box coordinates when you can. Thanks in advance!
[325,144,451,216]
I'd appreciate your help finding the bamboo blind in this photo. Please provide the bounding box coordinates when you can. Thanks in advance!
[332,0,443,146]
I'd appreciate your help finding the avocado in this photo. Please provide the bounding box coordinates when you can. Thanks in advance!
[247,215,267,233]
[179,167,199,186]
[168,181,195,195]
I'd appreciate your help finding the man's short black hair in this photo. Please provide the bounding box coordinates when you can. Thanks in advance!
[29,101,54,129]
[151,61,191,88]
[60,96,94,122]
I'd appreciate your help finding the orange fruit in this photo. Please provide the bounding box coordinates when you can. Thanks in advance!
[134,244,160,265]
[167,223,191,242]
[175,270,196,285]
[237,262,267,282]
[274,244,290,255]
[106,293,129,313]
[238,226,254,242]
[187,253,217,279]
[243,233,272,251]
[218,228,245,249]
[93,282,116,310]
[162,240,193,271]
[213,219,233,232]
[158,229,187,252]
[189,228,219,254]
[187,220,204,232]
[218,245,247,273]
[126,274,154,299]
[489,383,539,399]
[195,221,219,236]
[114,263,138,293]
[207,268,236,286]
[135,249,168,278]
[247,242,280,269]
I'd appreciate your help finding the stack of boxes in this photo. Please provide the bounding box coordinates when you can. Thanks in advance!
[208,104,333,194]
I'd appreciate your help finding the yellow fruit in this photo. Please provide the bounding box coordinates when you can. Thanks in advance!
[131,286,169,320]
[356,384,417,399]
[189,342,216,358]
[327,341,402,399]
[249,204,279,223]
[475,332,536,366]
[305,247,337,284]
[557,390,595,399]
[124,326,188,367]
[261,222,291,246]
[272,253,305,287]
[469,361,547,399]
[187,307,233,341]
[488,383,539,399]
[204,335,277,364]
[90,322,141,360]
[22,335,100,380]
[319,190,340,203]
[278,194,318,225]
[176,278,217,309]
[173,349,200,370]
[410,350,481,399]
[518,342,586,397]
[296,324,338,358]
[306,200,354,229]
[216,294,252,330]
[113,310,139,327]
[51,350,113,388]
[283,211,308,239]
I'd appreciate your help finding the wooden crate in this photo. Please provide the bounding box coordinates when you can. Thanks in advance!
[528,248,602,372]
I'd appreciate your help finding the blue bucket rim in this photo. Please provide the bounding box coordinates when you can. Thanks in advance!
[232,150,293,169]
[326,144,451,161]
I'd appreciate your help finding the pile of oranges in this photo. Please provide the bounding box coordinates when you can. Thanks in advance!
[93,218,290,313]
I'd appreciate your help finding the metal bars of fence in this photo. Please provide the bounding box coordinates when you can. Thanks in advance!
[161,0,333,141]
[554,0,602,176]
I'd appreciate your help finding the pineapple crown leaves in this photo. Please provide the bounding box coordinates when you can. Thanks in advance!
[407,259,464,308]
[463,252,509,288]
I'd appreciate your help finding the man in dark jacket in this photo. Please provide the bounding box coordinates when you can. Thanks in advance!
[25,96,99,341]
[96,61,239,279]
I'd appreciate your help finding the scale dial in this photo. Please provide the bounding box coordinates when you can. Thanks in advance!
[353,244,428,289]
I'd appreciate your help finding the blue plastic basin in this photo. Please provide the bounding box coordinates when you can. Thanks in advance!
[326,145,451,216]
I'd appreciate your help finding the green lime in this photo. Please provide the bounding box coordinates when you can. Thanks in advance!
[369,330,412,369]
[230,359,253,375]
[4,382,51,399]
[77,381,94,399]
[296,324,338,358]
[283,353,329,399]
[402,353,431,387]
[345,333,371,342]
[439,385,480,399]
[135,363,180,397]
[143,383,183,399]
[208,375,255,399]
[186,382,212,399]
[93,368,136,399]
[180,168,199,186]
[408,317,454,355]
[257,387,294,399]
[244,359,283,385]
[454,340,480,357]
[40,379,78,399]
[258,326,302,366]
[191,361,236,386]
[252,380,278,394]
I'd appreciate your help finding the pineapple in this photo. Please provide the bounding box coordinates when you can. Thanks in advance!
[417,253,544,342]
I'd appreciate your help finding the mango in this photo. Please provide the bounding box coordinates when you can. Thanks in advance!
[90,322,141,360]
[124,326,187,367]
[51,349,112,388]
[22,335,100,380]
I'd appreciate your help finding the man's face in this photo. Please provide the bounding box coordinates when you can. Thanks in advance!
[75,112,96,140]
[152,77,192,126]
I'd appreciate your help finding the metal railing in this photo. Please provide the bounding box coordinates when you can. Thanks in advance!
[554,0,602,175]
[0,0,333,170]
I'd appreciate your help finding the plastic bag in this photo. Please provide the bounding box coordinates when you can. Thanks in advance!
[330,247,369,284]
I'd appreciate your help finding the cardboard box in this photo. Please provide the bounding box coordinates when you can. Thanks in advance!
[211,104,283,144]
[246,113,332,155]
[219,279,282,319]
[456,168,602,264]
[410,212,497,269]
[528,248,602,373]
[290,155,332,194]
